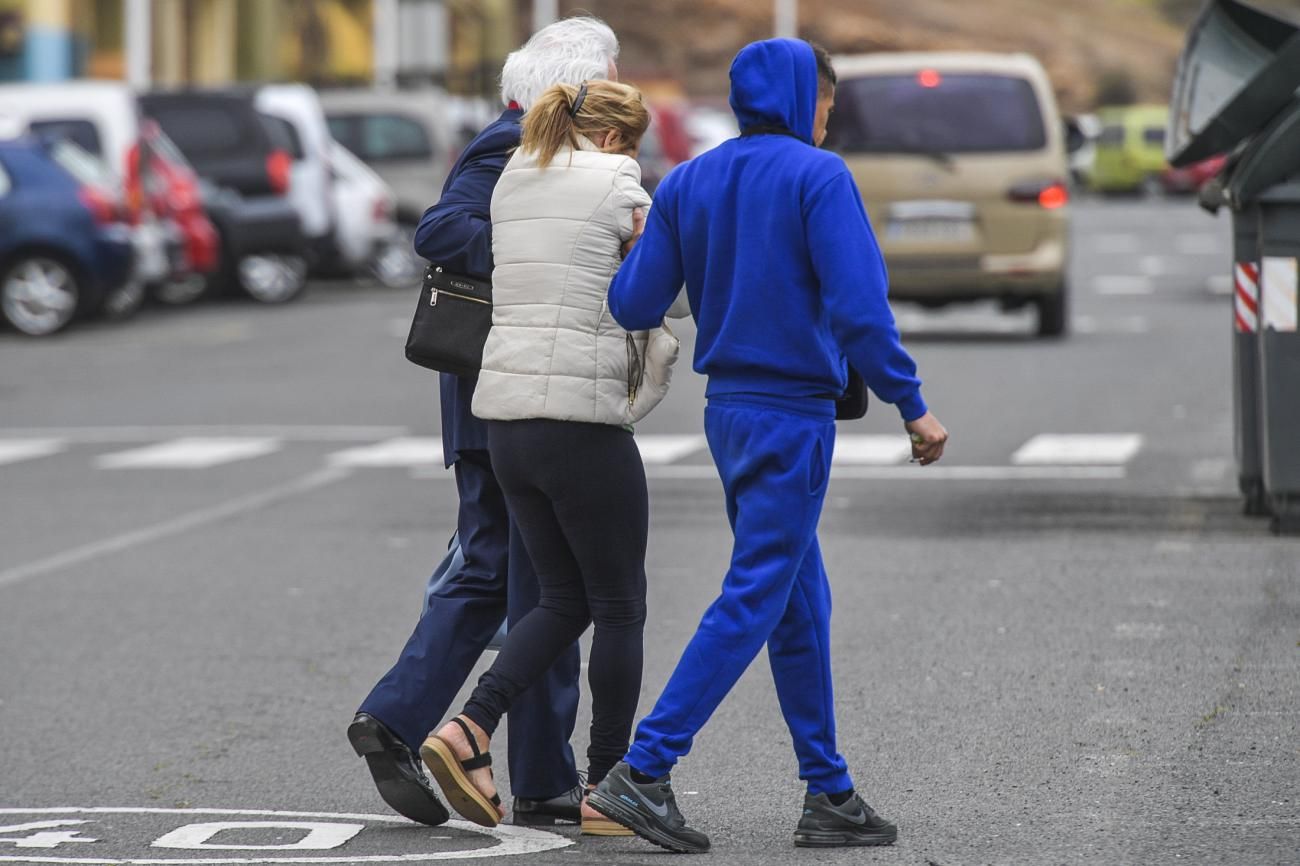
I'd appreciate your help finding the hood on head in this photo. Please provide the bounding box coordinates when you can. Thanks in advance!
[728,38,818,144]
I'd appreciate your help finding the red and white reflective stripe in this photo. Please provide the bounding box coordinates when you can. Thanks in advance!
[1234,261,1260,333]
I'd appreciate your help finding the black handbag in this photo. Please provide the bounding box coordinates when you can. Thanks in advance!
[405,265,493,376]
[835,367,869,420]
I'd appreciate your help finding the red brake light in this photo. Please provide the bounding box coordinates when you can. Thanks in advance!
[918,69,942,88]
[1038,182,1069,209]
[373,197,392,222]
[1008,179,1069,209]
[267,149,292,196]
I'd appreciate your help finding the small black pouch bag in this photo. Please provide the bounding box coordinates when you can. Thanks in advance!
[405,265,493,376]
[836,367,869,420]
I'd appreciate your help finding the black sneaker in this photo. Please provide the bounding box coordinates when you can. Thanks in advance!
[511,784,582,825]
[587,761,710,854]
[348,713,449,827]
[793,792,897,847]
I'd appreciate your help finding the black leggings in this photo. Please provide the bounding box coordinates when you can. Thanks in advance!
[463,418,648,786]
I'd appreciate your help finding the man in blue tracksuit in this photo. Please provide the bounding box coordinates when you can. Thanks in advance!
[347,16,622,829]
[589,40,948,852]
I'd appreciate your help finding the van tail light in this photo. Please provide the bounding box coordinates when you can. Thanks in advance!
[373,196,393,223]
[1008,178,1069,209]
[79,186,120,225]
[267,149,292,196]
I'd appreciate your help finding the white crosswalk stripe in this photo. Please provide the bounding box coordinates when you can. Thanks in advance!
[634,434,707,465]
[832,435,912,465]
[0,439,65,466]
[0,433,1151,475]
[1011,434,1144,466]
[96,437,281,469]
[328,437,443,467]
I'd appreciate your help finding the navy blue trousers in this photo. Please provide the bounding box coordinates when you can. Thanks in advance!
[359,448,582,800]
[626,396,853,796]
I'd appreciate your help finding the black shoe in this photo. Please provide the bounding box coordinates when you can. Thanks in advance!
[348,713,449,827]
[587,761,710,854]
[511,784,582,825]
[793,791,897,848]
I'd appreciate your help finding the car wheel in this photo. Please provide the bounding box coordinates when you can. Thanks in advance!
[152,274,210,306]
[100,279,147,321]
[1036,283,1069,338]
[0,254,81,336]
[369,236,424,289]
[237,253,308,304]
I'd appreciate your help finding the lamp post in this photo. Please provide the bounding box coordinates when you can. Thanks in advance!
[775,0,797,38]
[124,0,150,86]
[374,0,399,90]
[533,0,557,31]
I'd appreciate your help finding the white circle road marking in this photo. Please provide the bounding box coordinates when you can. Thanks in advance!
[0,808,571,863]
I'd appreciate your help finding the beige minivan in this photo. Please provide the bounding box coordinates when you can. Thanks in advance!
[826,53,1071,336]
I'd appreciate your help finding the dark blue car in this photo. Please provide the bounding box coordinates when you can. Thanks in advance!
[0,138,135,336]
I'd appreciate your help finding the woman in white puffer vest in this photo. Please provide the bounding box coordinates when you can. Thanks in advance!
[424,80,680,835]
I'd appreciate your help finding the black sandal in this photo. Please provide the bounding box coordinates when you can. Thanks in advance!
[420,716,503,827]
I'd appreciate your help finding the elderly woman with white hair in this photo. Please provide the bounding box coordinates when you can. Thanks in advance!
[348,15,627,835]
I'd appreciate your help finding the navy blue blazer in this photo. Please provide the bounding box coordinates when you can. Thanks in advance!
[415,108,523,466]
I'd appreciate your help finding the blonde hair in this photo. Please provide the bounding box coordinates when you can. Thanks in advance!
[520,80,650,168]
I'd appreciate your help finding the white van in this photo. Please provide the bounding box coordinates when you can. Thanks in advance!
[254,84,335,256]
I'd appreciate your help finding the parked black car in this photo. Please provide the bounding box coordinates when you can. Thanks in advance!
[139,90,309,304]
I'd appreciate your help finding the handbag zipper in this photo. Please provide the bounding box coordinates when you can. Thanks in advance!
[430,288,490,307]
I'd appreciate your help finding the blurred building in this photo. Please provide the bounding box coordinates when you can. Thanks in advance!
[0,0,518,96]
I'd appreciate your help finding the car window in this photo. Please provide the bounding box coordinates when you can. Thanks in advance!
[1143,127,1166,146]
[1098,124,1125,147]
[0,160,10,197]
[261,113,306,160]
[826,73,1048,154]
[47,139,114,188]
[148,105,254,157]
[326,115,359,153]
[329,114,433,162]
[28,118,104,156]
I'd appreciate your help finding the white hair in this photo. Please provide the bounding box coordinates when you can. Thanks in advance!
[499,16,620,110]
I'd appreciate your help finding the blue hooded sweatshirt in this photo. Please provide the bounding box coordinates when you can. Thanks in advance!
[608,39,927,421]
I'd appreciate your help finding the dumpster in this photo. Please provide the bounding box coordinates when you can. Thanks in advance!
[1167,0,1300,528]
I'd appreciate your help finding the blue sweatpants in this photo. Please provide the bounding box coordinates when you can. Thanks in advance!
[626,395,852,796]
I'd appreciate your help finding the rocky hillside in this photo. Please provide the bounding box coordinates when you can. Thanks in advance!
[560,0,1192,112]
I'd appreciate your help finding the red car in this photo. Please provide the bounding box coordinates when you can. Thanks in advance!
[125,121,220,303]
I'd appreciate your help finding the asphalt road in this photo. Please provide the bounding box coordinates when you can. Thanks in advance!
[0,197,1296,866]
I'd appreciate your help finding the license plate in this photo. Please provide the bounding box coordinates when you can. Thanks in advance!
[885,218,975,243]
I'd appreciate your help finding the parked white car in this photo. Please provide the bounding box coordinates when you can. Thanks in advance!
[254,84,335,260]
[319,88,455,233]
[327,141,422,288]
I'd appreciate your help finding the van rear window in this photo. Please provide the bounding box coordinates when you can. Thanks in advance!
[826,73,1048,154]
[148,105,255,157]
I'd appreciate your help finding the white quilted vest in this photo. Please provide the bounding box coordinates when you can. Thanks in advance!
[472,143,678,427]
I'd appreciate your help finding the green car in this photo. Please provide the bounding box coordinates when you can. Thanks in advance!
[1089,104,1169,194]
